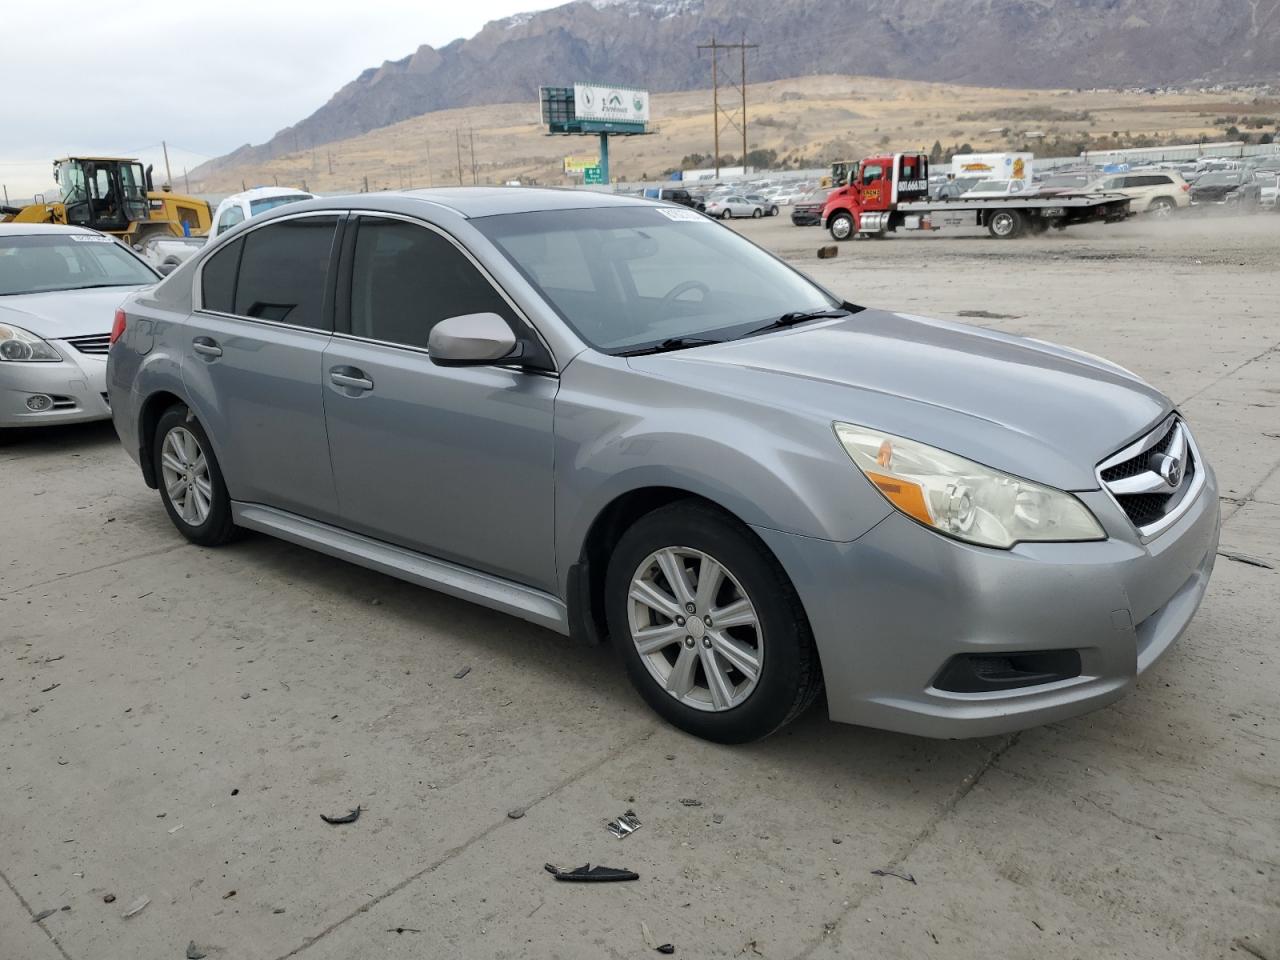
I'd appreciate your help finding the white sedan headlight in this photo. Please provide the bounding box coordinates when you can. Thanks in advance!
[0,324,61,362]
[835,423,1104,549]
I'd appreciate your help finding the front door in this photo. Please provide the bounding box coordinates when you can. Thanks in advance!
[181,214,342,522]
[321,215,557,592]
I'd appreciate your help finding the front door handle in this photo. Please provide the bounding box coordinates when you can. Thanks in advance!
[192,337,222,358]
[330,369,374,392]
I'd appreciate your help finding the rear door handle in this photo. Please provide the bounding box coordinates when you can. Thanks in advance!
[192,337,222,358]
[330,369,374,392]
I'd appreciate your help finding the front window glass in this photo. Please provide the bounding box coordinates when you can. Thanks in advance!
[474,206,838,353]
[249,194,310,216]
[861,164,883,184]
[0,234,157,295]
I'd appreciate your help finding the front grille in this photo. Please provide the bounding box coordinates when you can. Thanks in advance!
[1098,416,1201,537]
[65,334,111,355]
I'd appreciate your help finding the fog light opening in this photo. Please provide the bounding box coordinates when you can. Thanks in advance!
[25,394,54,412]
[933,650,1083,693]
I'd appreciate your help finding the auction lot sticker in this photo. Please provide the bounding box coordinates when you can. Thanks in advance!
[657,208,707,222]
[70,234,114,242]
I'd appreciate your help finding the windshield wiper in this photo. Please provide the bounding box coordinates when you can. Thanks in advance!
[742,308,851,338]
[617,336,724,357]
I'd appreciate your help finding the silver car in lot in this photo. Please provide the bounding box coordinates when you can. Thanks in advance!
[1,224,158,436]
[107,189,1219,743]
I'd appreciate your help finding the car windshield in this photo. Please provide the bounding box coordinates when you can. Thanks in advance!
[475,206,839,353]
[0,233,157,296]
[1196,172,1239,186]
[249,194,310,215]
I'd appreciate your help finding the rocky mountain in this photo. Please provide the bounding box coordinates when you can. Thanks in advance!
[200,0,1280,172]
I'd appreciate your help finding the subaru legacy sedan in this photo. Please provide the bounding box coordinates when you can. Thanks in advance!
[107,189,1219,743]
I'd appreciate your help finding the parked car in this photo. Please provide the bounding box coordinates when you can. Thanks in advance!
[138,236,205,276]
[642,187,706,212]
[1089,171,1190,216]
[1189,170,1262,210]
[109,189,1219,744]
[1253,171,1280,210]
[1,224,158,436]
[790,190,832,226]
[705,195,766,219]
[208,186,315,244]
[931,177,981,200]
[1035,173,1092,195]
[745,194,780,217]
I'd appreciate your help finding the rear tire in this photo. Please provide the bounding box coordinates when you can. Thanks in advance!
[605,502,823,743]
[987,209,1024,239]
[153,405,238,547]
[720,209,732,220]
[1148,197,1176,217]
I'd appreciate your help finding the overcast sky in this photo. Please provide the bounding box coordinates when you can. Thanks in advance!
[0,0,553,199]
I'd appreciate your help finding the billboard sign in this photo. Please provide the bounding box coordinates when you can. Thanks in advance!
[563,155,599,173]
[574,83,649,125]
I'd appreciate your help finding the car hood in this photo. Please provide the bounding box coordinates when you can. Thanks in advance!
[1191,183,1239,198]
[627,309,1171,490]
[0,285,147,339]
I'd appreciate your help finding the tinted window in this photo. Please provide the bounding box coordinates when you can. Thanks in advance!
[349,217,513,349]
[233,216,338,329]
[201,237,242,313]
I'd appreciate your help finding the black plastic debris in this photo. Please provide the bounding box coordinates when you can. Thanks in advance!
[388,926,422,934]
[32,908,56,922]
[453,666,472,679]
[678,798,702,807]
[545,863,639,883]
[321,806,361,825]
[871,868,917,884]
[507,807,526,819]
[186,941,208,959]
[657,945,676,955]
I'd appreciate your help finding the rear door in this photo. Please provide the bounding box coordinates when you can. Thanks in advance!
[182,213,342,521]
[321,214,557,591]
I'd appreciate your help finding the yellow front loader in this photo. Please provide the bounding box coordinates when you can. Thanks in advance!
[1,157,211,246]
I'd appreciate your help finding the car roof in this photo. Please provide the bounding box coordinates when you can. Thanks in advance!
[300,186,656,219]
[222,186,314,202]
[0,223,99,238]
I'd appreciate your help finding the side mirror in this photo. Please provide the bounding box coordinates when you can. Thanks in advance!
[156,261,179,277]
[428,312,522,367]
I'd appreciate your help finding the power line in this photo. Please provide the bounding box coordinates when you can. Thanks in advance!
[697,36,758,177]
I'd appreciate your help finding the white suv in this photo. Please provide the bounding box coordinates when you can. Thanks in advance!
[1092,171,1190,216]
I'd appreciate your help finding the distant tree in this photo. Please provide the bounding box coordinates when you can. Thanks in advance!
[744,148,778,169]
[959,143,973,154]
[717,154,737,167]
[1226,125,1241,138]
[1261,133,1275,144]
[680,152,709,168]
[929,140,944,162]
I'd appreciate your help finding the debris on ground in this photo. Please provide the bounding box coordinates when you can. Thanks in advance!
[102,893,116,904]
[957,309,1021,320]
[453,666,472,679]
[817,245,838,259]
[44,654,65,663]
[678,798,702,807]
[222,890,236,900]
[832,837,842,844]
[32,908,57,922]
[507,807,526,819]
[871,868,917,884]
[642,920,656,948]
[321,805,361,825]
[121,895,151,918]
[388,926,422,934]
[606,809,642,838]
[41,683,59,693]
[240,692,251,699]
[657,946,676,955]
[186,941,208,959]
[712,814,725,824]
[168,824,184,834]
[545,862,639,883]
[1218,550,1275,570]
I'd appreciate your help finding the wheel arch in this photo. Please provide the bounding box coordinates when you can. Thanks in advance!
[136,388,223,489]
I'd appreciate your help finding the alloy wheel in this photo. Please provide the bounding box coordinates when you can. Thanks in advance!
[627,546,763,712]
[160,426,212,526]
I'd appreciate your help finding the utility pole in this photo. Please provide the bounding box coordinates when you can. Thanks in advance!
[162,140,173,186]
[3,184,8,206]
[469,126,478,184]
[455,128,464,186]
[327,149,333,175]
[426,139,433,187]
[183,166,190,193]
[697,36,757,177]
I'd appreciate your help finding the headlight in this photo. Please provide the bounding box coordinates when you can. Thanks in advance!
[0,324,61,362]
[834,423,1104,548]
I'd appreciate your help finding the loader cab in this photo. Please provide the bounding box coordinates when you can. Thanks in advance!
[55,158,150,233]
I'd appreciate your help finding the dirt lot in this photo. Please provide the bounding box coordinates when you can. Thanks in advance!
[3,212,1278,960]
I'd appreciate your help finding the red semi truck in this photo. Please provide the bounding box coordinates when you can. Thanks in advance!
[820,153,1132,240]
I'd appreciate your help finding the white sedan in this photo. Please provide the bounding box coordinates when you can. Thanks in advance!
[961,179,1030,198]
[0,224,158,436]
[705,195,766,219]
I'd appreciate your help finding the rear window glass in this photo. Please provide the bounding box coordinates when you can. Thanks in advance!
[233,216,338,329]
[201,237,242,313]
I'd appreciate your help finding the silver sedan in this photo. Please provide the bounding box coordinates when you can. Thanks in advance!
[1,224,158,436]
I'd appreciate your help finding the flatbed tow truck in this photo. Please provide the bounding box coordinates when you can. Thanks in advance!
[821,153,1132,240]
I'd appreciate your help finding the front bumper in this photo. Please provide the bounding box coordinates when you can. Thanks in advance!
[754,462,1220,738]
[0,343,110,428]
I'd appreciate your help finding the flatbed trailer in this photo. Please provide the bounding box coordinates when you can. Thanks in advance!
[820,153,1133,240]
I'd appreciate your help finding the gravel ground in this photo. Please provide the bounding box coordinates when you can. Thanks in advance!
[2,211,1278,960]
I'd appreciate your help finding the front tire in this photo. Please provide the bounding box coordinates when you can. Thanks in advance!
[828,211,855,241]
[154,405,238,546]
[752,208,763,218]
[770,205,779,217]
[605,502,822,743]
